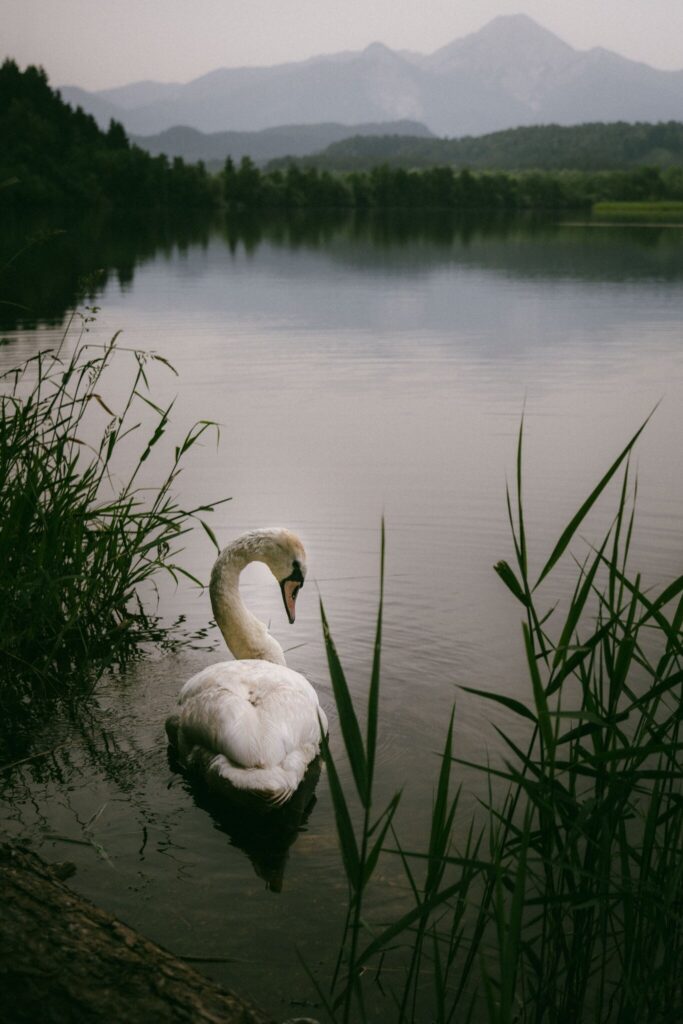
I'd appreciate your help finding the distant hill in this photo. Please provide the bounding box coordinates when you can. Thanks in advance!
[130,120,434,169]
[272,122,683,173]
[58,15,683,138]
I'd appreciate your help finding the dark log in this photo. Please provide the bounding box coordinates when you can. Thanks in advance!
[0,843,275,1024]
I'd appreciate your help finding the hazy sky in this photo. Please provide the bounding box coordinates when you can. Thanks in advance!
[4,0,683,91]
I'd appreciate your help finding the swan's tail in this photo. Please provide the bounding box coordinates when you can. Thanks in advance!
[172,739,319,809]
[207,746,318,807]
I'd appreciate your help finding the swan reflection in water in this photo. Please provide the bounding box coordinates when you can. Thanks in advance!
[169,748,322,892]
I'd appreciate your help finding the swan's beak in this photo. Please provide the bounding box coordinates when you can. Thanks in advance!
[281,579,302,624]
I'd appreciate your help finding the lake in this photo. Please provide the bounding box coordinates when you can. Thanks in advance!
[2,211,682,1020]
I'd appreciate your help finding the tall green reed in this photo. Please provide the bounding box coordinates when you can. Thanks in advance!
[481,417,683,1023]
[321,419,683,1023]
[0,311,226,703]
[317,523,489,1023]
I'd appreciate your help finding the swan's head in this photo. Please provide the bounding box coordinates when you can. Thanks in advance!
[264,529,307,624]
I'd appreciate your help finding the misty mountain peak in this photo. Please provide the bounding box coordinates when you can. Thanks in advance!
[479,13,564,37]
[58,15,683,140]
[364,41,392,56]
[425,12,578,109]
[428,13,575,72]
[360,41,410,66]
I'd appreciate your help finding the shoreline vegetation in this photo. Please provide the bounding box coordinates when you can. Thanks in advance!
[319,427,683,1023]
[2,61,683,217]
[0,315,225,712]
[220,160,683,213]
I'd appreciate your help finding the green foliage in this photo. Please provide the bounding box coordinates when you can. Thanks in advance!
[220,156,683,212]
[321,428,683,1022]
[0,312,226,702]
[0,60,219,210]
[280,121,683,174]
[222,159,592,211]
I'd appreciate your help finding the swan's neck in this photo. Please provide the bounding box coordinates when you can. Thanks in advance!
[210,541,286,666]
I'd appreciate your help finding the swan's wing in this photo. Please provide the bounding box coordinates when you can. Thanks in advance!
[173,660,324,771]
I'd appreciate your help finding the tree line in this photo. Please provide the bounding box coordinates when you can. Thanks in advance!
[0,60,218,210]
[224,157,683,211]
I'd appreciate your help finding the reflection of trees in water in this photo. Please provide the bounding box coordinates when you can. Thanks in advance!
[0,211,215,331]
[2,209,681,333]
[221,207,543,253]
[1,700,151,794]
[0,689,168,859]
[1,209,527,332]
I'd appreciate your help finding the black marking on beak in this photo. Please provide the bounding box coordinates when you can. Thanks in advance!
[280,563,304,623]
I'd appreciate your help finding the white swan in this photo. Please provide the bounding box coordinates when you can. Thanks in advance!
[165,528,328,807]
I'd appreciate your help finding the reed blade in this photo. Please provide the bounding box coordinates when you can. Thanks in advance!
[534,411,654,590]
[320,597,368,804]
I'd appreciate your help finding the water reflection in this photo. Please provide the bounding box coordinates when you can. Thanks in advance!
[3,208,682,333]
[171,756,322,893]
[0,691,170,884]
[0,210,215,330]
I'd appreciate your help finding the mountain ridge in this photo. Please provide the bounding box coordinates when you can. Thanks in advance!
[58,15,683,138]
[130,120,434,168]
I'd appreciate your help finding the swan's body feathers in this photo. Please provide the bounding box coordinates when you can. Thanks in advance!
[166,529,325,808]
[169,661,327,805]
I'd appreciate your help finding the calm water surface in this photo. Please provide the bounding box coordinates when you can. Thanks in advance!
[2,214,683,1019]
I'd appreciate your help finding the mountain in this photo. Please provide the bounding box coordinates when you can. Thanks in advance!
[56,85,124,128]
[130,120,434,169]
[96,80,183,109]
[541,48,683,124]
[58,15,683,139]
[423,13,576,101]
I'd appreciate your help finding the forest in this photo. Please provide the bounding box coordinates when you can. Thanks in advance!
[0,60,218,210]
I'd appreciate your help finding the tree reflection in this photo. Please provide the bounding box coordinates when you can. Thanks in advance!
[3,209,681,335]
